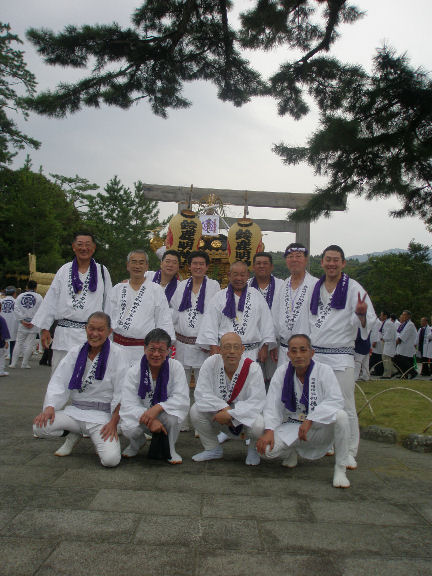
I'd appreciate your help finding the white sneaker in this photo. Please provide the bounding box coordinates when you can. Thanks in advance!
[0,372,9,377]
[282,451,298,468]
[55,433,80,457]
[192,447,223,462]
[245,444,260,466]
[9,364,16,369]
[333,464,350,488]
[21,365,31,369]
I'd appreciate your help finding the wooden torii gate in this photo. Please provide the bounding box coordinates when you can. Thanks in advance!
[141,183,345,253]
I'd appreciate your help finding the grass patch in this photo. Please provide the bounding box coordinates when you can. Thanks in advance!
[355,378,432,440]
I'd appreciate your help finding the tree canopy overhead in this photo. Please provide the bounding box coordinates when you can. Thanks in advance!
[0,22,40,165]
[24,1,432,228]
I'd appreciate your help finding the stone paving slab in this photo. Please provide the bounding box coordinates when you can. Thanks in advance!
[0,360,431,576]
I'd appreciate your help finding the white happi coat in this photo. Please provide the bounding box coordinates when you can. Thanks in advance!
[272,272,318,343]
[145,271,179,306]
[171,277,220,368]
[396,320,417,357]
[0,296,18,340]
[194,354,266,428]
[110,280,175,341]
[120,357,190,431]
[370,318,383,355]
[42,342,125,425]
[14,291,43,334]
[381,319,397,357]
[32,261,112,351]
[196,286,276,358]
[264,361,344,459]
[309,277,376,370]
[247,276,284,310]
[424,325,432,359]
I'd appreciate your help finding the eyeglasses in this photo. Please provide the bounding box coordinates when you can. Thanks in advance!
[146,346,168,355]
[220,344,243,352]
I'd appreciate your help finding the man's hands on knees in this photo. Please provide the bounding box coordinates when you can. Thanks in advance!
[139,404,165,432]
[213,406,232,426]
[34,406,55,427]
[100,407,120,442]
[256,429,274,455]
[298,419,313,441]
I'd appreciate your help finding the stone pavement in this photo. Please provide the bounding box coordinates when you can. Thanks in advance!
[1,360,432,576]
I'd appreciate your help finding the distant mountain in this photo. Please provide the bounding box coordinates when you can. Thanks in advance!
[347,248,407,262]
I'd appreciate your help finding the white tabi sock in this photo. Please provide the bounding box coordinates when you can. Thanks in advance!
[346,454,357,470]
[245,444,260,466]
[281,450,298,468]
[333,464,350,488]
[192,446,223,462]
[55,433,80,457]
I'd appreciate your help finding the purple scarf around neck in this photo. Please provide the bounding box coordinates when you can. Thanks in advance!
[222,284,247,319]
[71,257,98,294]
[310,273,349,315]
[178,276,207,313]
[281,360,315,413]
[68,339,110,390]
[251,275,276,308]
[138,355,169,405]
[152,269,177,303]
[397,321,408,333]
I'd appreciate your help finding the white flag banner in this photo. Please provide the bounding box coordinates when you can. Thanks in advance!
[200,215,219,236]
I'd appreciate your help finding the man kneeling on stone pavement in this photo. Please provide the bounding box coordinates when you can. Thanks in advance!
[33,312,126,467]
[255,334,351,488]
[119,328,189,464]
[191,332,266,466]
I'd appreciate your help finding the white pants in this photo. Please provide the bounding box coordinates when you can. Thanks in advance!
[190,403,261,450]
[252,411,349,466]
[122,412,181,458]
[334,368,359,457]
[354,353,370,381]
[33,411,121,467]
[11,330,38,367]
[51,350,68,373]
[0,348,6,373]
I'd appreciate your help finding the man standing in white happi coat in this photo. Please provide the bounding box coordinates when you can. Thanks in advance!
[33,232,112,372]
[255,334,351,488]
[1,286,18,364]
[416,317,431,377]
[248,252,283,387]
[146,249,180,307]
[380,310,397,378]
[10,280,43,369]
[308,245,376,470]
[110,250,175,366]
[196,261,276,361]
[191,332,266,465]
[120,328,189,464]
[171,250,220,384]
[271,243,318,368]
[33,312,126,467]
[394,310,418,379]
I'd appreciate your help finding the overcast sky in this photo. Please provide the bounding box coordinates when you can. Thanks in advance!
[4,0,432,257]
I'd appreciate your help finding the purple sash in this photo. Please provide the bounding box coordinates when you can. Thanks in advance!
[71,257,98,293]
[68,339,110,390]
[152,270,178,303]
[251,275,276,308]
[222,284,247,319]
[281,360,314,413]
[138,355,169,405]
[310,273,349,315]
[178,276,207,313]
[397,321,407,333]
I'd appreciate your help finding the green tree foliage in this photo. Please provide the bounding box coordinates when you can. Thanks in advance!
[25,1,360,118]
[361,242,432,326]
[0,167,81,285]
[0,23,40,165]
[77,176,162,283]
[274,49,432,228]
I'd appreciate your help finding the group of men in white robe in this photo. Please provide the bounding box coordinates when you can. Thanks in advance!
[29,232,380,488]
